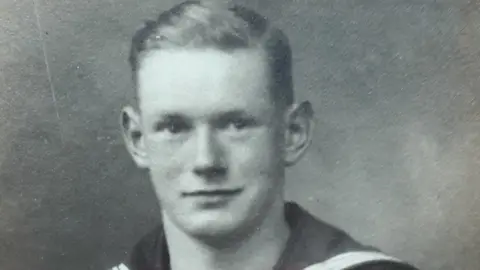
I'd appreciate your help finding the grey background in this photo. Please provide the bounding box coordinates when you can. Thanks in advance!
[1,0,479,269]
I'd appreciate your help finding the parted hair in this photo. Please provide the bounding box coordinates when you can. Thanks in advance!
[128,0,294,105]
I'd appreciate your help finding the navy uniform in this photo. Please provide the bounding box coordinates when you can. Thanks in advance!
[110,202,418,270]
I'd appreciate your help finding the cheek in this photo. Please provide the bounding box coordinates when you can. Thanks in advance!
[230,131,282,183]
[145,139,189,184]
[146,144,188,206]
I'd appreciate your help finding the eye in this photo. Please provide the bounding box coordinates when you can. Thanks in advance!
[221,117,255,132]
[230,118,249,130]
[155,119,191,134]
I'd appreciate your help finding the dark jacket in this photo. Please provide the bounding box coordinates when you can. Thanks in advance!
[112,202,418,270]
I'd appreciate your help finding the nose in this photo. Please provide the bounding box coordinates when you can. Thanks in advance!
[192,126,226,178]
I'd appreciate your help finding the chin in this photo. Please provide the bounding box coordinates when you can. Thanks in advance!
[181,210,246,239]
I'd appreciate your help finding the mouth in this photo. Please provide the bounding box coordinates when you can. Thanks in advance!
[182,188,243,197]
[183,188,243,207]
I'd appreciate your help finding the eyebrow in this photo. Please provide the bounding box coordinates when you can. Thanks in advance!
[215,110,255,120]
[154,109,257,121]
[156,113,189,121]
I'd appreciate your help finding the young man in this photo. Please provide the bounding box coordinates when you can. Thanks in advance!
[114,1,419,269]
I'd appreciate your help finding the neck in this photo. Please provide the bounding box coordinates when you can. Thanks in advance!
[164,198,290,270]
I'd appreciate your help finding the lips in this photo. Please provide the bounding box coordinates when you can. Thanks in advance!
[182,188,243,197]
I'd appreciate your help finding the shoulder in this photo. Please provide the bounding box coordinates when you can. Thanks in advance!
[287,203,418,270]
[349,261,419,270]
[109,225,164,270]
[287,202,375,259]
[303,250,419,270]
[305,261,419,270]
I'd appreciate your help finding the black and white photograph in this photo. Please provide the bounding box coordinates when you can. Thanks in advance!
[1,0,479,269]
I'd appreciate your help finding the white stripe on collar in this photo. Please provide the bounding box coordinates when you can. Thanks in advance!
[109,251,402,270]
[110,263,130,270]
[303,251,402,270]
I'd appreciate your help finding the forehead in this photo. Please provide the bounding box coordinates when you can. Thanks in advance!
[137,48,273,117]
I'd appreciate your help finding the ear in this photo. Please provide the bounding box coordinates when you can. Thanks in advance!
[120,106,149,168]
[283,101,314,166]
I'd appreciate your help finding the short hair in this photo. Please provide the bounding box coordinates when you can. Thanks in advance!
[128,0,294,106]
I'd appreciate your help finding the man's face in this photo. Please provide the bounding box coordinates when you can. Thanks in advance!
[136,48,286,238]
